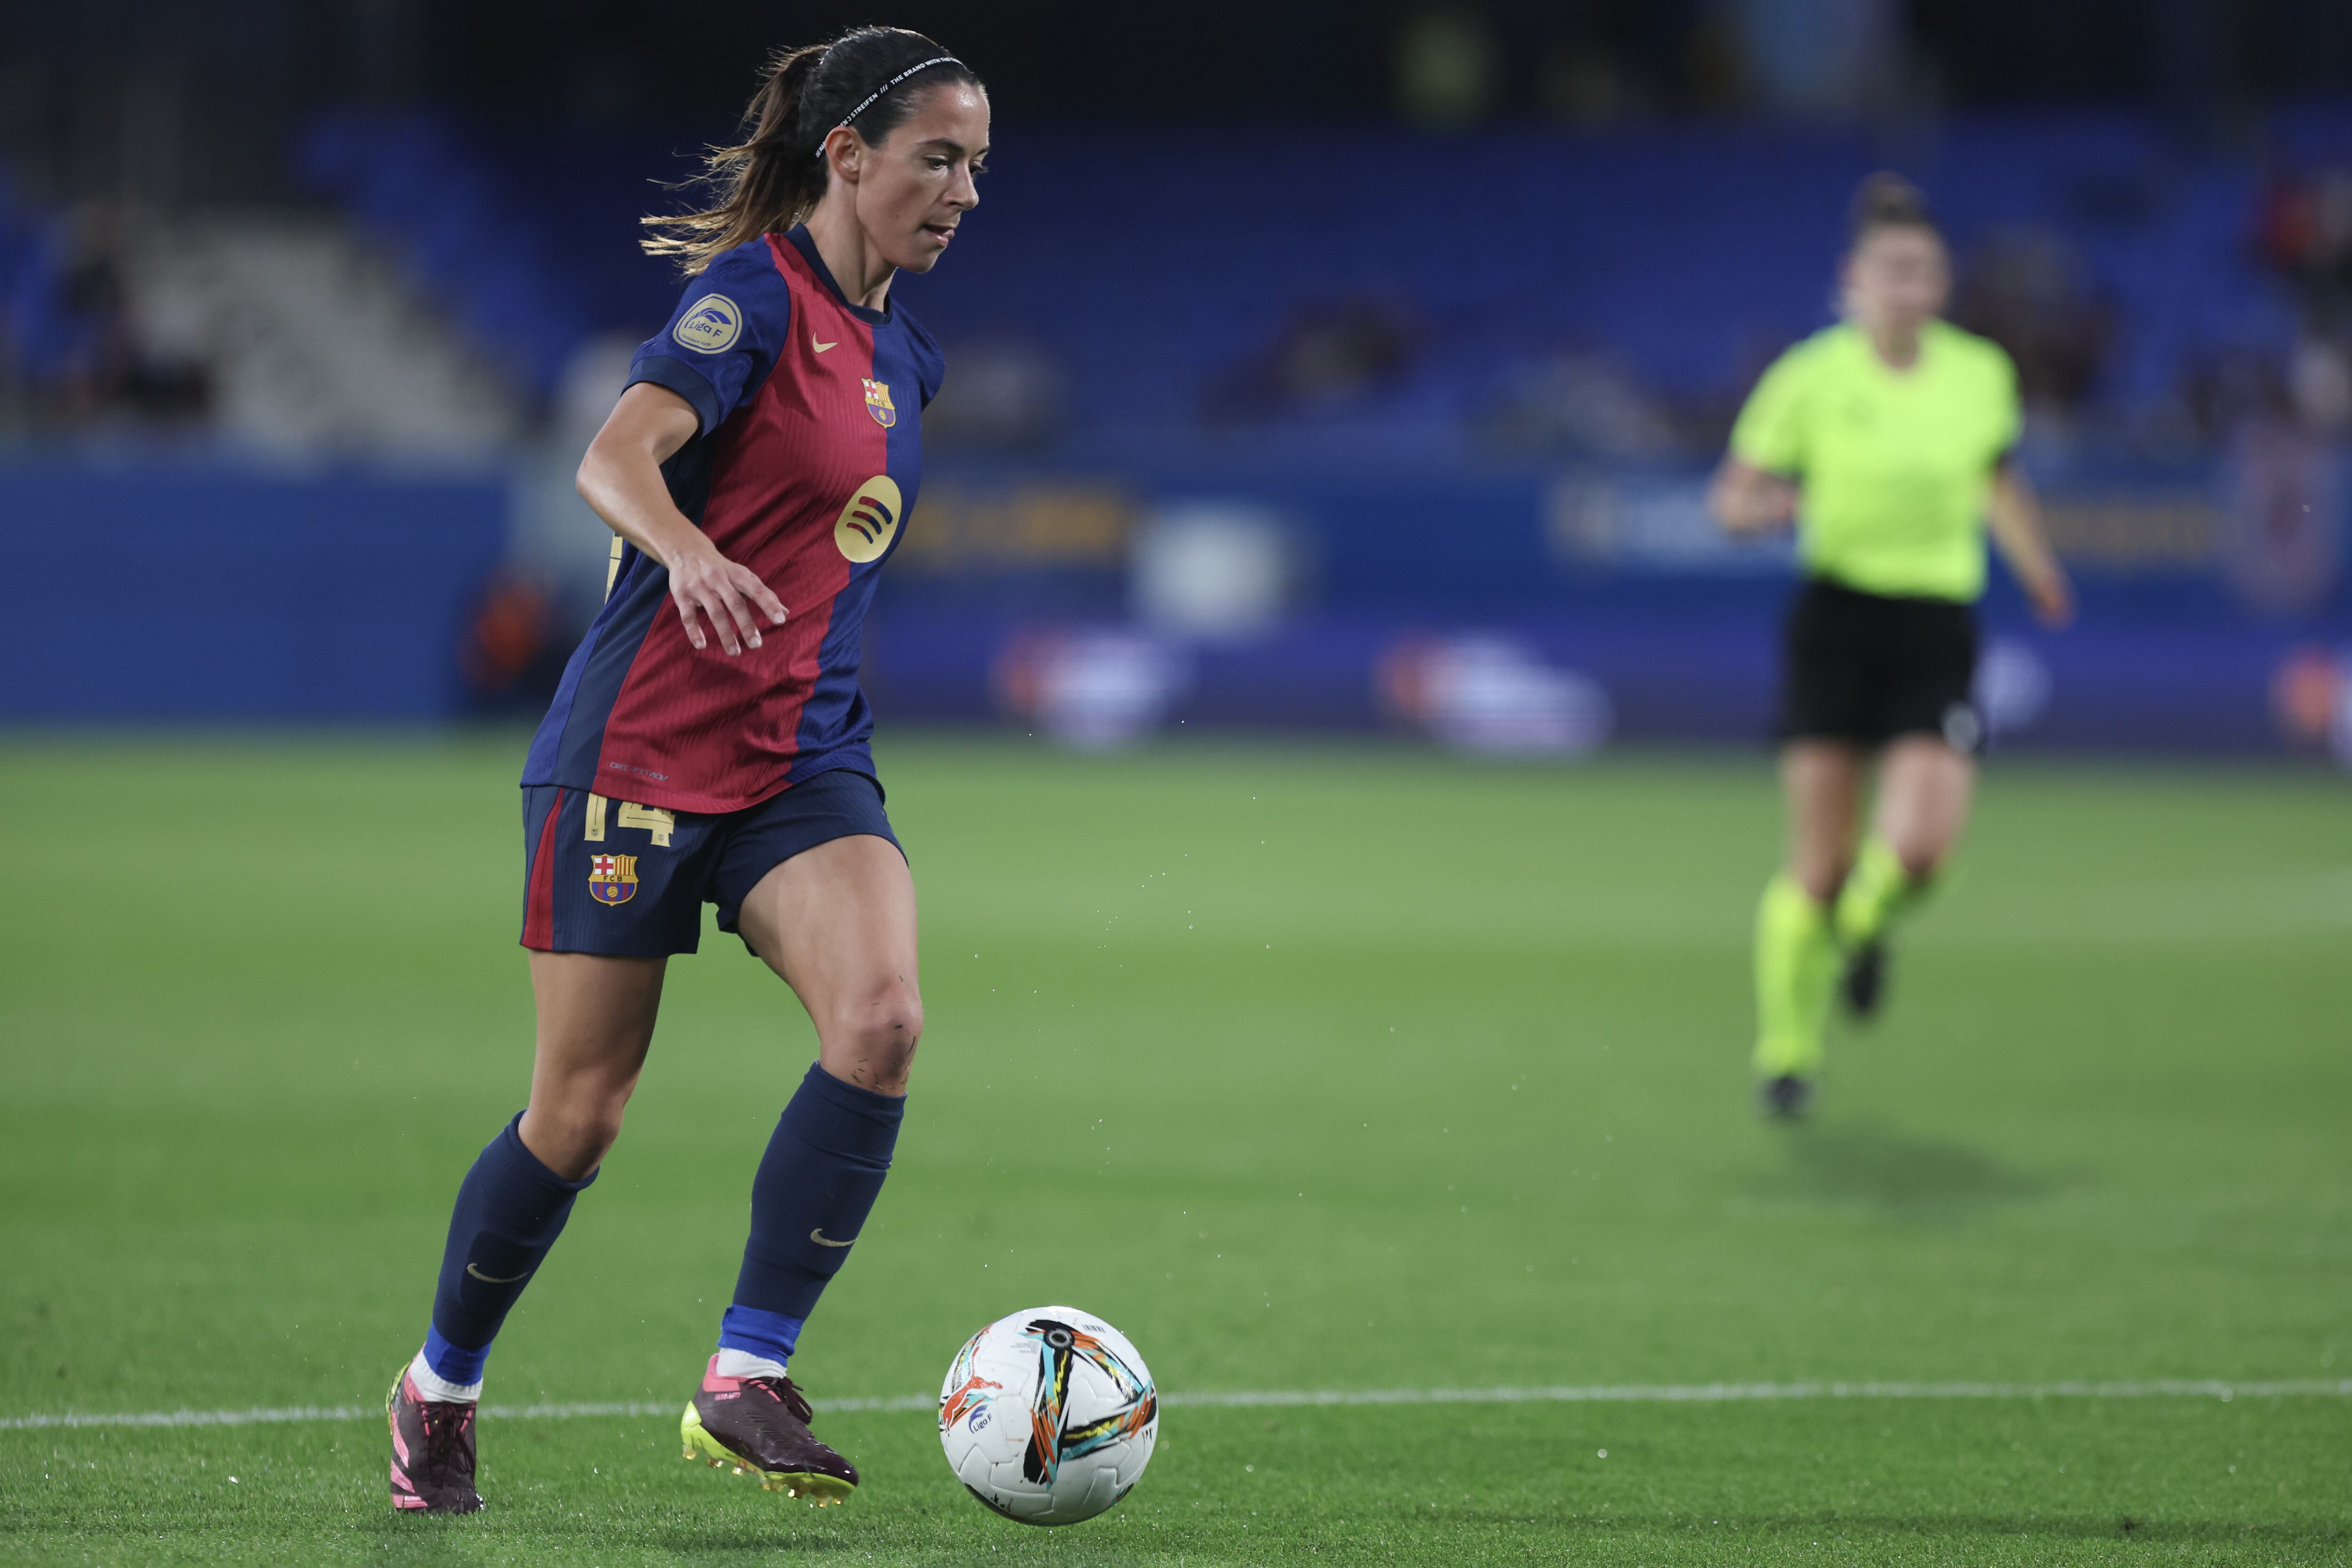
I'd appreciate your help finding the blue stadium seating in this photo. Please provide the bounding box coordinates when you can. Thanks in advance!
[298,108,2350,443]
[0,165,80,391]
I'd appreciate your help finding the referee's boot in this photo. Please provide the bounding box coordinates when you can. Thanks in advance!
[1757,1073,1816,1120]
[1840,940,1889,1021]
[388,1367,483,1514]
[681,1355,858,1505]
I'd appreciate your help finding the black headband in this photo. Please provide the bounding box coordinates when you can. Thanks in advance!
[828,56,963,140]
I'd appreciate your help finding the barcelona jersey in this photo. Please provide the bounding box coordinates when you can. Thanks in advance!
[523,226,943,814]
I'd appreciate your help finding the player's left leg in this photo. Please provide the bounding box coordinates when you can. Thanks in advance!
[682,832,920,1503]
[1835,735,1974,1012]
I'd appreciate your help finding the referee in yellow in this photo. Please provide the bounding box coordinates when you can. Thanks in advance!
[1708,174,2074,1117]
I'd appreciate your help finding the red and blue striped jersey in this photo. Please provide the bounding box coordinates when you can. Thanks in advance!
[524,227,943,814]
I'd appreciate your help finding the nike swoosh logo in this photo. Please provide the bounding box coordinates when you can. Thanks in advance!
[812,340,838,353]
[466,1263,532,1284]
[809,1228,856,1248]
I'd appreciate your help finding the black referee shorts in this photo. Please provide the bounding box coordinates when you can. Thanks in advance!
[1775,577,1984,754]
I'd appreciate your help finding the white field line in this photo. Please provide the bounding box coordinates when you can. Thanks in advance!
[4,1378,2347,1432]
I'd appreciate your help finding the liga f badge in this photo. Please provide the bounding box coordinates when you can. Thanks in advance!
[862,378,898,428]
[588,853,639,906]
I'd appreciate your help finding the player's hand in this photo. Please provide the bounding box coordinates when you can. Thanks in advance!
[668,540,787,655]
[2027,569,2075,629]
[1738,479,1800,533]
[1708,462,1799,535]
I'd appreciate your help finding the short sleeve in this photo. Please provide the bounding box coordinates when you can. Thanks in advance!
[1728,345,1813,477]
[1984,342,2023,465]
[626,241,793,436]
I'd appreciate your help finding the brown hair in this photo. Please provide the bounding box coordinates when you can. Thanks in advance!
[642,26,982,275]
[1847,171,1939,249]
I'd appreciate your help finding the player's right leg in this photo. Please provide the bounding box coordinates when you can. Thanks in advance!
[391,785,704,1514]
[1754,741,1859,1114]
[1756,581,1875,1112]
[390,954,664,1512]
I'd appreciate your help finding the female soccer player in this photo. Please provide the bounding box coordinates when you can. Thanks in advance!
[386,27,986,1513]
[1708,174,2073,1118]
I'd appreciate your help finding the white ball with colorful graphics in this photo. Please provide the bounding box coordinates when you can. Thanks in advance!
[938,1305,1158,1525]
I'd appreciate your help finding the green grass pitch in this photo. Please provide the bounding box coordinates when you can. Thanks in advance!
[1,732,2347,1565]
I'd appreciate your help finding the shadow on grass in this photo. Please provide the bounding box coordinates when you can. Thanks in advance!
[1534,1510,2346,1547]
[360,1517,867,1564]
[345,1507,2347,1562]
[1755,1119,2063,1218]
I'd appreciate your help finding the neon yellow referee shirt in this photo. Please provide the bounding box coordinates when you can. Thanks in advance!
[1729,319,2021,603]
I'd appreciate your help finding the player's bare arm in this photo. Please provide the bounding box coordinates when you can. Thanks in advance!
[1986,460,2075,628]
[575,382,788,656]
[1708,457,1800,534]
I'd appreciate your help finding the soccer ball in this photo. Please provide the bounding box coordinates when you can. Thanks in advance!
[938,1305,1158,1525]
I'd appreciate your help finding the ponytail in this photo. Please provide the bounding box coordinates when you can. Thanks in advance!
[643,27,981,275]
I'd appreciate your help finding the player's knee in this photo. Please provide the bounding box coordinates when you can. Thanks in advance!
[859,997,924,1062]
[1891,837,1947,883]
[524,1099,624,1180]
[1797,861,1849,904]
[561,1090,631,1159]
[830,988,922,1088]
[590,1103,630,1156]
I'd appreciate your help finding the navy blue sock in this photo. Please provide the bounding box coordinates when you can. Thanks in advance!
[719,1064,905,1367]
[422,1113,595,1384]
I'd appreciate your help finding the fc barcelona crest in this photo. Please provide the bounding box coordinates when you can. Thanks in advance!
[862,378,898,428]
[588,852,639,906]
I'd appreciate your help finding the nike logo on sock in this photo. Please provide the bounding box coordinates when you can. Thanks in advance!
[466,1263,532,1284]
[809,1228,856,1248]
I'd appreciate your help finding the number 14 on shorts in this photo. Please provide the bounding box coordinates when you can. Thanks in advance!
[582,793,675,847]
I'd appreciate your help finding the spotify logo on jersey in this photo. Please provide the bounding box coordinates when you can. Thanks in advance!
[834,477,903,563]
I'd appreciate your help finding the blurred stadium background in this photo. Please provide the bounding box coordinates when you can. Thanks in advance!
[7,0,2352,758]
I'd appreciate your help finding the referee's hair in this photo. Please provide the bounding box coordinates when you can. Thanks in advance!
[644,26,983,274]
[1847,172,1939,249]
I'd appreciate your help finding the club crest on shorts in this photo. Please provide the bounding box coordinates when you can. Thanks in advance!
[862,378,898,428]
[834,475,904,564]
[588,853,639,906]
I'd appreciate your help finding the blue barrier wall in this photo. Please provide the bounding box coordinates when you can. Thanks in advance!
[0,460,507,720]
[1,453,2340,754]
[868,588,2330,754]
[870,457,2350,755]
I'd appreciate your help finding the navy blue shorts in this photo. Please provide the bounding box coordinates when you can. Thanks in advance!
[520,768,898,958]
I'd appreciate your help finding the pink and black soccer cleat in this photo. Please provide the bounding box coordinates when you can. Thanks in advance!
[388,1368,484,1514]
[680,1355,858,1505]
